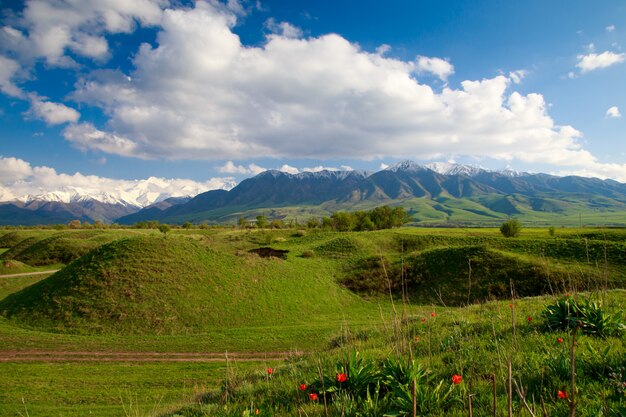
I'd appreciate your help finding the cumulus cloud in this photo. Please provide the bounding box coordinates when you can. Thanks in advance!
[0,55,24,97]
[217,160,266,175]
[0,156,236,206]
[415,55,454,81]
[57,1,619,180]
[576,51,626,73]
[606,25,615,32]
[28,99,80,125]
[279,164,300,174]
[606,106,621,118]
[264,18,302,38]
[1,0,168,66]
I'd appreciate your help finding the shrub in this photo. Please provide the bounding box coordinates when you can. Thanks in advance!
[500,219,521,237]
[542,296,625,338]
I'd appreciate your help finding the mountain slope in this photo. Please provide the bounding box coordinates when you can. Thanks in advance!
[116,161,626,226]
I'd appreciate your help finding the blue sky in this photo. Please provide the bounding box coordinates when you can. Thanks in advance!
[1,0,625,200]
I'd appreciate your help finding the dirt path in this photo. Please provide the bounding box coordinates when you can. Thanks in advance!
[0,270,59,278]
[0,350,301,362]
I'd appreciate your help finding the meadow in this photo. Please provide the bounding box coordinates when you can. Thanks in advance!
[0,225,624,416]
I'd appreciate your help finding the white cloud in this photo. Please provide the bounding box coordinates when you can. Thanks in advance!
[606,25,615,32]
[2,0,168,65]
[28,99,80,125]
[606,106,621,118]
[218,160,266,175]
[379,163,389,170]
[508,70,527,84]
[415,55,454,81]
[0,55,24,98]
[278,164,300,174]
[63,123,140,157]
[576,51,626,73]
[60,1,619,180]
[264,18,302,39]
[0,156,236,206]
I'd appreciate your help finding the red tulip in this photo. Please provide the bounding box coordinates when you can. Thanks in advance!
[421,317,427,323]
[558,390,568,399]
[299,383,307,391]
[452,374,463,384]
[309,392,318,401]
[336,372,348,383]
[509,303,513,309]
[557,337,564,344]
[527,316,533,322]
[430,312,436,317]
[267,368,273,375]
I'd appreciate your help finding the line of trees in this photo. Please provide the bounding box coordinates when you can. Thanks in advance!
[308,206,411,231]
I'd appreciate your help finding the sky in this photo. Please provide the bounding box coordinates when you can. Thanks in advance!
[1,0,625,200]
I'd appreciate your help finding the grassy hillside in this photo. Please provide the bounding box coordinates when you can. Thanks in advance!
[0,227,625,416]
[0,234,380,334]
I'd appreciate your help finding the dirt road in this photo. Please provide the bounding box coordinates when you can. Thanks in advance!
[0,350,300,362]
[0,270,59,278]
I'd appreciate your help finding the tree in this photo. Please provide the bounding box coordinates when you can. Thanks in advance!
[68,219,81,229]
[256,215,268,229]
[238,217,248,229]
[158,224,171,237]
[182,221,193,229]
[500,219,521,237]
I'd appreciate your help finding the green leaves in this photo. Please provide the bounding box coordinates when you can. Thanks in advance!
[542,296,625,338]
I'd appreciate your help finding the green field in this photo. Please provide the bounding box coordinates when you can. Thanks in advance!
[0,226,625,416]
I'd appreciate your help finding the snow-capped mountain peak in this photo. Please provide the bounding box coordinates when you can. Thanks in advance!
[425,162,486,176]
[385,160,425,172]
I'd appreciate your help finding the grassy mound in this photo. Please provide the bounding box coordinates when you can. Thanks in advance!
[341,245,612,305]
[7,230,131,266]
[408,246,611,304]
[0,235,375,335]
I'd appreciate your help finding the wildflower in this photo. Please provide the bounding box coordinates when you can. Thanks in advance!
[421,317,427,323]
[267,368,273,375]
[413,336,419,342]
[255,409,260,415]
[509,303,513,309]
[558,390,568,399]
[299,383,307,391]
[452,374,463,384]
[527,316,533,322]
[430,312,436,317]
[336,373,348,383]
[557,337,564,344]
[309,392,318,401]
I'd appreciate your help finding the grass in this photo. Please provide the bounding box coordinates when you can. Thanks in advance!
[0,361,270,417]
[0,226,625,416]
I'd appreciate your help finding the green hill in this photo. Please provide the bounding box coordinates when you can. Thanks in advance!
[0,234,377,334]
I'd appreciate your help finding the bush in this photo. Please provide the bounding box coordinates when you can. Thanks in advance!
[542,296,625,338]
[500,219,521,237]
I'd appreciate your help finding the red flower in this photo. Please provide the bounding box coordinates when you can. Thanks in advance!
[336,373,348,383]
[413,336,419,342]
[309,392,318,401]
[509,303,513,309]
[452,374,463,384]
[527,316,533,322]
[421,317,427,323]
[255,409,260,415]
[557,390,568,399]
[299,383,307,391]
[267,368,273,375]
[430,312,436,317]
[557,337,564,344]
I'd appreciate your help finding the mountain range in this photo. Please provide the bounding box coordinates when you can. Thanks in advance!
[115,161,626,227]
[1,161,626,226]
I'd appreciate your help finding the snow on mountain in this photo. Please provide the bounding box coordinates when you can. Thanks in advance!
[11,177,237,208]
[425,162,486,176]
[385,160,426,172]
